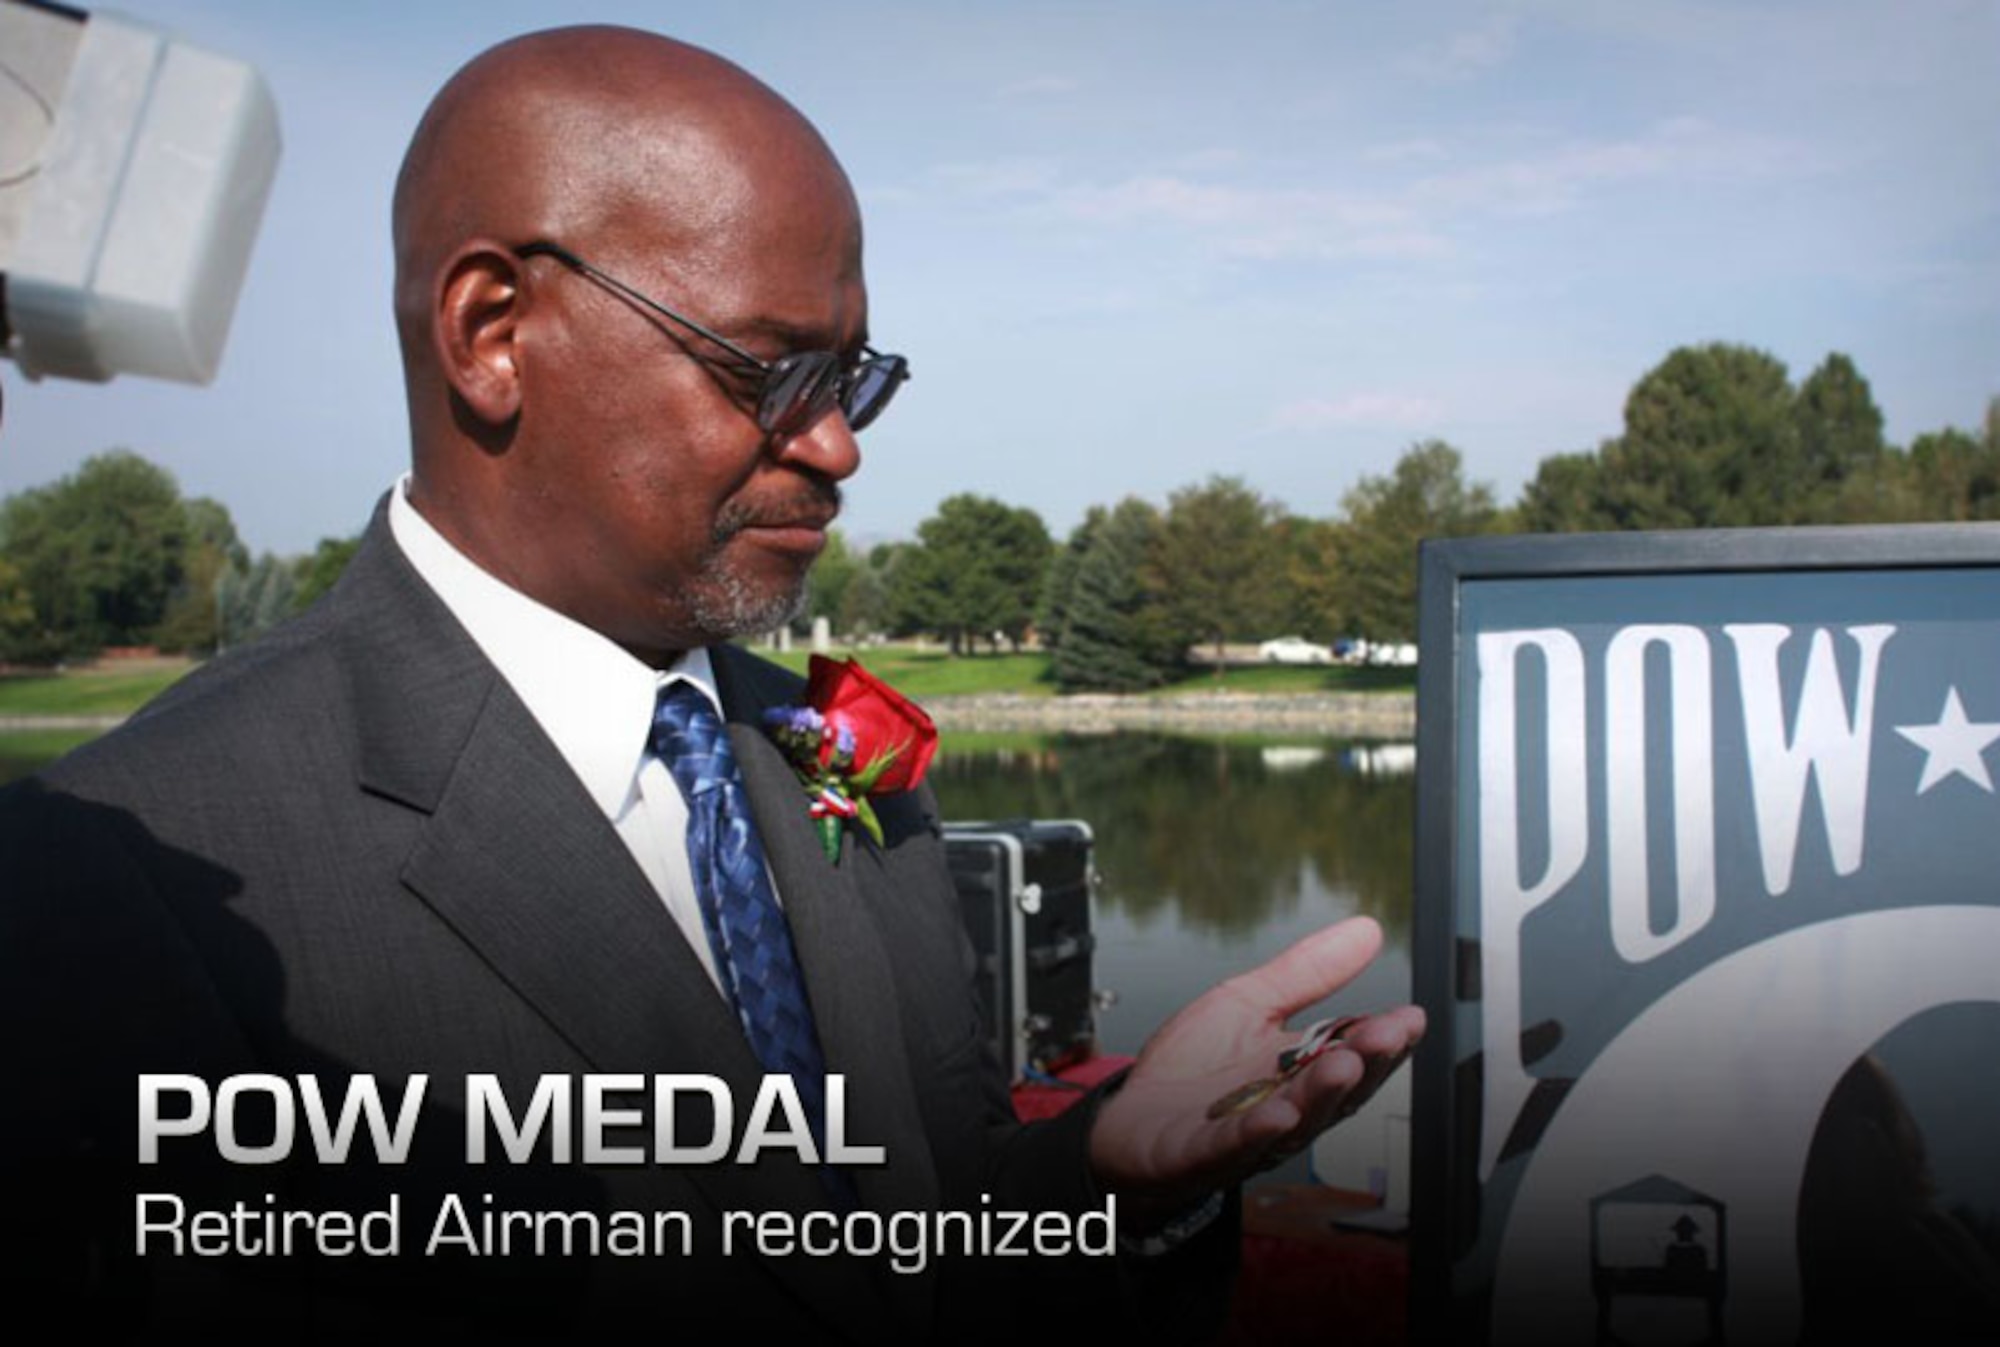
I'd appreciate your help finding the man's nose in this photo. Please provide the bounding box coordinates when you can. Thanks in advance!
[773,405,862,482]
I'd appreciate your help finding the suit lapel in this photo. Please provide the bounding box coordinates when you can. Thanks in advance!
[716,648,943,1336]
[329,514,896,1340]
[714,646,942,1217]
[398,680,753,1082]
[338,511,761,1093]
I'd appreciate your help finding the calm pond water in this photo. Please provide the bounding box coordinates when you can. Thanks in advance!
[930,732,1417,1194]
[1,728,1418,1192]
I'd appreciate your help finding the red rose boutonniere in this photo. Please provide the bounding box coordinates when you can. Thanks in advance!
[763,656,940,862]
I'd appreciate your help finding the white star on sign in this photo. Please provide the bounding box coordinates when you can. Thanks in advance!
[1894,687,2000,794]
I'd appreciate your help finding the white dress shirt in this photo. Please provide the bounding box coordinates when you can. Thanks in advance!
[388,475,740,993]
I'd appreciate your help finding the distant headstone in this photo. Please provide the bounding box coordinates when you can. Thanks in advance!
[811,616,832,653]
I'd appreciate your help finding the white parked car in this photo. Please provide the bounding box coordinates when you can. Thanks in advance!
[1257,636,1334,665]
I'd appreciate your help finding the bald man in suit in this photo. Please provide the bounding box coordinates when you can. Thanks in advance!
[0,26,1423,1343]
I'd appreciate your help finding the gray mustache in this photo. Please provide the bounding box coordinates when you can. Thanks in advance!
[712,482,842,542]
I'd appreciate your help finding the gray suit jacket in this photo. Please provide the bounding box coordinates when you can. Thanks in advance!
[2,511,1229,1343]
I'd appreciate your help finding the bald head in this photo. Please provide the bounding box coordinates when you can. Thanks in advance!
[386,26,872,663]
[392,26,856,387]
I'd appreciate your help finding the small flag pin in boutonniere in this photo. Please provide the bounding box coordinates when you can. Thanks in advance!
[763,656,939,862]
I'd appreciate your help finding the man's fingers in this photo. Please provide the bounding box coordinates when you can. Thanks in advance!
[1343,1004,1427,1059]
[1230,915,1383,1020]
[1242,1009,1428,1163]
[1236,1046,1361,1153]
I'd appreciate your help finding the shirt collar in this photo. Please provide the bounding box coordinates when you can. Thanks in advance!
[386,474,723,819]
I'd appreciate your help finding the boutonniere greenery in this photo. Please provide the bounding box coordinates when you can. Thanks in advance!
[763,656,940,862]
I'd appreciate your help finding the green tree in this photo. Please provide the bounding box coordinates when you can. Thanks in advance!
[1517,447,1613,534]
[1150,476,1285,665]
[0,557,34,660]
[1339,440,1500,642]
[1052,497,1179,692]
[1604,343,1802,527]
[1793,352,1886,493]
[1906,421,2000,521]
[836,543,900,639]
[1522,345,1894,530]
[1275,515,1347,643]
[0,449,190,659]
[888,495,1052,654]
[218,554,298,650]
[293,535,361,612]
[155,497,247,654]
[1818,450,1926,524]
[798,528,859,638]
[1036,508,1102,656]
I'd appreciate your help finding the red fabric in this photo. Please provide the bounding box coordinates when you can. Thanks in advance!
[802,655,938,791]
[1011,1060,1410,1346]
[1008,1054,1134,1122]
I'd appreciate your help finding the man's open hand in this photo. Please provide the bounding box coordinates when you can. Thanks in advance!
[1087,915,1425,1230]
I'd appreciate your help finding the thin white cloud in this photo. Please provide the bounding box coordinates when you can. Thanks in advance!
[1269,393,1444,432]
[1408,116,1810,218]
[1036,175,1437,260]
[1225,226,1454,263]
[932,155,1065,197]
[857,183,919,208]
[1402,13,1522,83]
[998,74,1081,99]
[930,116,1813,261]
[1364,138,1451,165]
[1169,147,1247,174]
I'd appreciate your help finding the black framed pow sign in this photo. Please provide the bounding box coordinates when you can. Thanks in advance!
[1410,524,2000,1346]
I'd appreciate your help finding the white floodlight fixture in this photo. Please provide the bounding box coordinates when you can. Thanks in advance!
[0,1,280,385]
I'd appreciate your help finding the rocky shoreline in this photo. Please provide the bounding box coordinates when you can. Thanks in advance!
[0,714,127,731]
[920,690,1415,738]
[1,693,1418,740]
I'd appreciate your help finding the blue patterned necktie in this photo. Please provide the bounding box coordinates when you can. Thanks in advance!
[649,682,836,1159]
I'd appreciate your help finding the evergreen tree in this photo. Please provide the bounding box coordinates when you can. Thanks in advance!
[155,497,247,654]
[1793,352,1886,493]
[1517,447,1612,534]
[1036,507,1103,655]
[1053,498,1177,692]
[217,555,298,650]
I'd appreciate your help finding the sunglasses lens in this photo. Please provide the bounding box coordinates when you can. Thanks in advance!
[761,353,842,433]
[761,351,909,434]
[843,355,908,431]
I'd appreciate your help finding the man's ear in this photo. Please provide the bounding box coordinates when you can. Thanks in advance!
[433,244,525,426]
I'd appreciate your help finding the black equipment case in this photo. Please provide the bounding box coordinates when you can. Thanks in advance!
[941,819,1102,1083]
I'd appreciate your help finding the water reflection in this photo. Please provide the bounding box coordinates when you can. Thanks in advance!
[935,731,1419,1192]
[931,733,1415,944]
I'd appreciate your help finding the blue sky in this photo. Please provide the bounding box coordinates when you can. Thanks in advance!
[4,0,1995,555]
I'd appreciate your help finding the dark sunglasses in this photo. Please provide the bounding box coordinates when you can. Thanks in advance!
[513,241,910,435]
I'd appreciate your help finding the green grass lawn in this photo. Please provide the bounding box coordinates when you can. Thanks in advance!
[0,648,1409,722]
[757,647,1060,698]
[0,659,195,717]
[752,645,1414,698]
[0,728,101,783]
